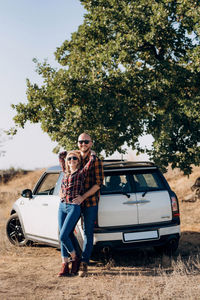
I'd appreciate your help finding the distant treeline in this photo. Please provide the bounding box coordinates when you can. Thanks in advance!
[0,168,28,184]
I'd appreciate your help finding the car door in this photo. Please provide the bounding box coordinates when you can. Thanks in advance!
[98,172,138,227]
[132,170,172,224]
[19,172,62,244]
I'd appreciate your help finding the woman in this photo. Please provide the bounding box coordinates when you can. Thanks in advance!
[58,150,96,277]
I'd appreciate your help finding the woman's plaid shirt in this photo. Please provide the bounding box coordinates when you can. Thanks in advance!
[59,154,96,204]
[59,151,104,207]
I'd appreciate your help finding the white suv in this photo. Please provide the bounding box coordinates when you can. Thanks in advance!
[6,161,180,255]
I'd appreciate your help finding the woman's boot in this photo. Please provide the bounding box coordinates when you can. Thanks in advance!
[57,262,70,277]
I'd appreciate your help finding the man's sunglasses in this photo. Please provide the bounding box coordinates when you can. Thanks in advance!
[78,140,91,145]
[67,156,78,161]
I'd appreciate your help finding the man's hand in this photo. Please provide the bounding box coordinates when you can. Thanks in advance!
[72,195,84,205]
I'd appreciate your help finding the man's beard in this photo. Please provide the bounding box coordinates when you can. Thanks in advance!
[81,148,90,153]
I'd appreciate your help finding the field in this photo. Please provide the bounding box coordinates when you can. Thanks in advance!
[0,167,200,300]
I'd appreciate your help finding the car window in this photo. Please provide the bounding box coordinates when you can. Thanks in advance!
[132,172,165,192]
[53,172,64,195]
[35,173,60,195]
[101,174,131,194]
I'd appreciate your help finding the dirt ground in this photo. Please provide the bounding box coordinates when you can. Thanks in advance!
[0,168,200,300]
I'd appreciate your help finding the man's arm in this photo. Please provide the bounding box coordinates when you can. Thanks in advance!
[72,184,100,205]
[94,159,104,187]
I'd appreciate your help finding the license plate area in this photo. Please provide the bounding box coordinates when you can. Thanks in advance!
[123,230,159,243]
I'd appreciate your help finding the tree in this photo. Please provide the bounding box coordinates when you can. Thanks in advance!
[10,0,200,174]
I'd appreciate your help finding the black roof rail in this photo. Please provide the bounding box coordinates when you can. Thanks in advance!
[103,161,155,167]
[130,161,155,166]
[103,159,126,162]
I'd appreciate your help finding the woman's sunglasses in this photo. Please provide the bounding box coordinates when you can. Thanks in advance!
[67,156,78,161]
[78,140,90,144]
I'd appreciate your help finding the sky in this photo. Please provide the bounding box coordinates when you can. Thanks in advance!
[0,0,152,170]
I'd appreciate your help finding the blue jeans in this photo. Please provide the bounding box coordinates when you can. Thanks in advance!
[58,202,81,258]
[81,205,98,264]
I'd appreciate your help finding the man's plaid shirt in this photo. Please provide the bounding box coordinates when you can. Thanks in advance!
[80,152,104,207]
[59,151,104,207]
[59,154,96,204]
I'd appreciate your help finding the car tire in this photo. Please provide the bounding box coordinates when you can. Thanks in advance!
[6,213,30,246]
[154,238,179,255]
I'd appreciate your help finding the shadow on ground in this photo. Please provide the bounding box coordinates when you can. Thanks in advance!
[179,231,200,256]
[88,230,200,276]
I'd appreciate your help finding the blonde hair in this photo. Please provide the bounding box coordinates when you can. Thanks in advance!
[65,150,81,175]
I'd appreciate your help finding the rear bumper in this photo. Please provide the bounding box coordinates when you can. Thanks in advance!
[93,224,180,250]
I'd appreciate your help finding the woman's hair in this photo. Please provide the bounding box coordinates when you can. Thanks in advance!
[65,150,81,175]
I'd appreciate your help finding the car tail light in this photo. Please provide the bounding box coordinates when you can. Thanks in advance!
[171,196,180,217]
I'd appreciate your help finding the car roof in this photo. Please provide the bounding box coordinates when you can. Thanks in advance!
[46,160,156,173]
[103,160,156,170]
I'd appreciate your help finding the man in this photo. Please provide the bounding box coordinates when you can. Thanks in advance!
[72,133,104,277]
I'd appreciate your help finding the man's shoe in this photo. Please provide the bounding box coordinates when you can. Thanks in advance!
[71,256,80,275]
[57,262,70,277]
[78,262,88,277]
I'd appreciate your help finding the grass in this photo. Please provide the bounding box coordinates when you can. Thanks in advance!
[0,167,200,299]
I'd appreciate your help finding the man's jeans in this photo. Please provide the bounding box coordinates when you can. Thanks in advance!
[81,205,98,264]
[58,202,81,258]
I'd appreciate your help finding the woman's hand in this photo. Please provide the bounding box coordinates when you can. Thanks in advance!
[59,190,65,199]
[72,195,84,205]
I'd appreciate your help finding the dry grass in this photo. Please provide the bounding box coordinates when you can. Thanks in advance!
[164,165,199,202]
[0,167,200,300]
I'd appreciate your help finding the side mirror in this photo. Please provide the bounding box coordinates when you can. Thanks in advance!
[21,189,33,199]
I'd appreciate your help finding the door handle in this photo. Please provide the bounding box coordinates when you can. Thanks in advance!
[123,200,150,205]
[123,201,138,204]
[137,200,150,204]
[42,203,48,206]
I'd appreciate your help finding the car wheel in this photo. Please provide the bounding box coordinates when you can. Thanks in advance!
[6,213,29,246]
[154,238,179,255]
